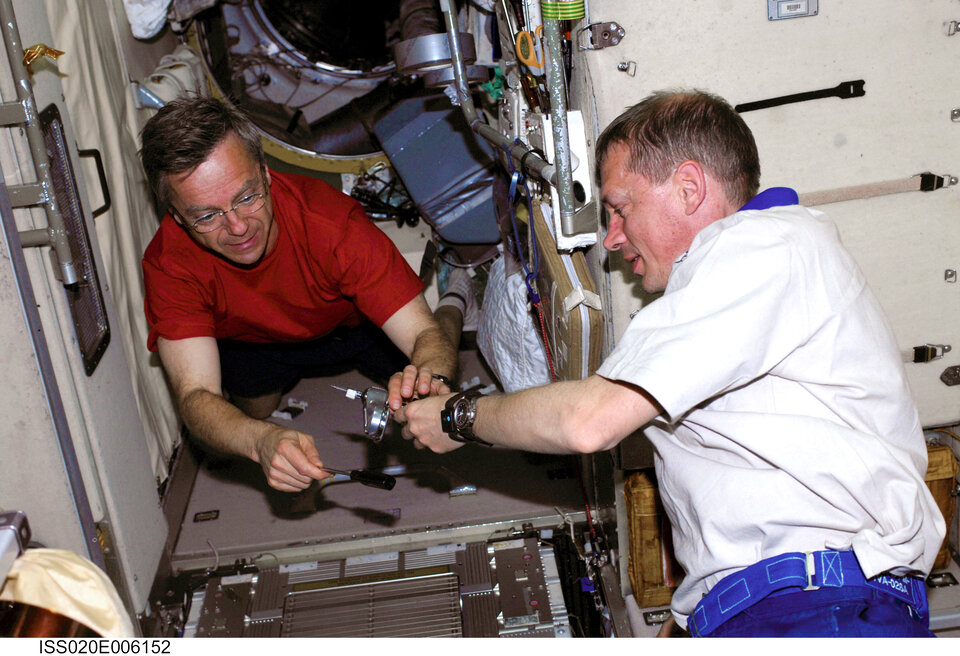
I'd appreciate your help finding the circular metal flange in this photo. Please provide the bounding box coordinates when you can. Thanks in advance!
[394,32,477,75]
[422,64,489,88]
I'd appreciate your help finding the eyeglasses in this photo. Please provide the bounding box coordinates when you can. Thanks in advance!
[177,187,268,234]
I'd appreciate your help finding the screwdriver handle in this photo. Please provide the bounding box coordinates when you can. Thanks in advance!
[349,469,396,490]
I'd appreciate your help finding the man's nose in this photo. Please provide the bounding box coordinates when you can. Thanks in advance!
[222,208,249,235]
[602,216,623,251]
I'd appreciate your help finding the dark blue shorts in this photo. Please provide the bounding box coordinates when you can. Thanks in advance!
[217,323,408,398]
[707,585,935,637]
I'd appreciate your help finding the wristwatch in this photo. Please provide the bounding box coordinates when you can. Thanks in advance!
[440,388,492,446]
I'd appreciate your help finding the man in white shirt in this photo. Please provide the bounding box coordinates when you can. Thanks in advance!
[394,90,944,637]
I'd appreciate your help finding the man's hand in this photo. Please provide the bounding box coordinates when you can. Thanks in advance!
[381,294,458,411]
[387,364,452,411]
[394,393,464,453]
[251,425,331,492]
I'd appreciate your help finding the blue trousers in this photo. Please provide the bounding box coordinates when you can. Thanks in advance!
[705,586,935,637]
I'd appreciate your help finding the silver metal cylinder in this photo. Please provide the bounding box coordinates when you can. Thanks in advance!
[542,19,576,236]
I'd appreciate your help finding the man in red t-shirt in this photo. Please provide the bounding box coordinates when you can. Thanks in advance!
[139,97,456,492]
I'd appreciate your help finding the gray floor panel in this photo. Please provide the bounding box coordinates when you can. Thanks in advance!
[171,354,586,571]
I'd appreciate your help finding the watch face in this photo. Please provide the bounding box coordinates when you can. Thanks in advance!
[453,402,470,429]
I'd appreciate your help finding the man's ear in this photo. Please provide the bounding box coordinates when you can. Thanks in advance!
[673,160,707,215]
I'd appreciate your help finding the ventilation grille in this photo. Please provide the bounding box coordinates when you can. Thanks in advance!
[282,573,462,637]
[39,104,109,375]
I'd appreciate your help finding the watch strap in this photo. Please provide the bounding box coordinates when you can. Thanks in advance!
[441,388,492,446]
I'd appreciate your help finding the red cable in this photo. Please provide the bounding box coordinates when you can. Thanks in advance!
[534,301,557,382]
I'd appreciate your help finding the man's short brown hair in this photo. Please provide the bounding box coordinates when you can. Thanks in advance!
[596,90,761,207]
[139,97,265,209]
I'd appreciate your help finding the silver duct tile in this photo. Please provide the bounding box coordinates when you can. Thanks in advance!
[403,546,459,570]
[284,560,341,585]
[282,573,462,637]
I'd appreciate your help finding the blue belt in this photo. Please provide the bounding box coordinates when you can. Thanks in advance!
[688,550,928,637]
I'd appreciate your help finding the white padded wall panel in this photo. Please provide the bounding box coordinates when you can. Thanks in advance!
[581,0,960,425]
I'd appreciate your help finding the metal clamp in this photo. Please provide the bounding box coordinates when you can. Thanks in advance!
[577,22,625,51]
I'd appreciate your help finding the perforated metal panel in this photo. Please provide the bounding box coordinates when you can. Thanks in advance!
[39,103,109,375]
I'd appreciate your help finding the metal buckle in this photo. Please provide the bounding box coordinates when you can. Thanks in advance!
[804,551,820,591]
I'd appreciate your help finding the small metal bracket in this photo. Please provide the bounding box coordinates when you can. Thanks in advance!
[914,344,951,363]
[768,0,819,20]
[642,609,672,626]
[617,61,637,77]
[928,572,959,587]
[577,22,625,51]
[947,20,960,36]
[0,100,26,126]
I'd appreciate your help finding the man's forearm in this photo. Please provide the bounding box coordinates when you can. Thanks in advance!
[410,325,458,380]
[179,387,271,461]
[433,305,464,349]
[471,381,604,453]
[471,376,660,453]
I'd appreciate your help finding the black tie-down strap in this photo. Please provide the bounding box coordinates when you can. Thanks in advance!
[735,80,865,113]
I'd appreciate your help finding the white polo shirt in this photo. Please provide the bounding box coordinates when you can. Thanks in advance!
[597,202,944,626]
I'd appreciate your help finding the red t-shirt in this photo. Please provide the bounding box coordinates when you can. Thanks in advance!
[142,170,423,351]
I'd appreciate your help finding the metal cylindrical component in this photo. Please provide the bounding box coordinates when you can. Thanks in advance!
[542,18,576,235]
[540,0,586,20]
[394,31,477,76]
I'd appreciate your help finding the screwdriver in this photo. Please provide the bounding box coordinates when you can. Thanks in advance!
[331,384,362,399]
[321,466,396,490]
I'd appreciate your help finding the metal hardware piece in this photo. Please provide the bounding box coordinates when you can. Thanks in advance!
[946,269,957,283]
[0,511,30,583]
[643,609,673,625]
[77,149,111,218]
[361,387,391,442]
[0,100,27,125]
[928,572,959,588]
[394,31,477,75]
[914,344,951,363]
[617,61,637,76]
[952,108,960,122]
[940,365,960,386]
[331,384,392,442]
[577,22,625,51]
[768,0,819,21]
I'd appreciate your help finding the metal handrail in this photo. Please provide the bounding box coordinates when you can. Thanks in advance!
[0,0,78,284]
